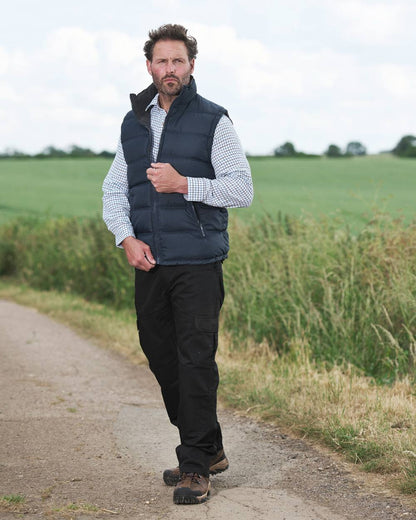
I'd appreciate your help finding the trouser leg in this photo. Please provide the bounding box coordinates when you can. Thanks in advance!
[170,262,224,476]
[135,263,225,477]
[135,267,180,425]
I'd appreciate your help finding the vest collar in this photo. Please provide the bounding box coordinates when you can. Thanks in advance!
[130,76,197,121]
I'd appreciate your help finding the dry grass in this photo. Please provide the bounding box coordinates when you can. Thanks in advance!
[217,333,416,493]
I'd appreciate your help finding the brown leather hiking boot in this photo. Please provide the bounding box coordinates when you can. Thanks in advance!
[163,449,229,486]
[173,473,210,505]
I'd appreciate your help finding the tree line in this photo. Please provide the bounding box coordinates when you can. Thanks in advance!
[0,145,115,159]
[1,135,415,160]
[273,135,416,158]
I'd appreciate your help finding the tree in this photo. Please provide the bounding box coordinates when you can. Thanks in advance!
[39,145,67,158]
[274,141,296,157]
[98,150,115,158]
[0,147,29,158]
[345,141,367,156]
[392,135,416,157]
[68,145,95,157]
[325,144,342,157]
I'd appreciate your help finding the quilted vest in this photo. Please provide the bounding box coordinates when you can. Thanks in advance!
[121,78,229,265]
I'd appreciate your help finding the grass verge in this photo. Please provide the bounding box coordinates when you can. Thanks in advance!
[218,336,416,495]
[1,280,416,498]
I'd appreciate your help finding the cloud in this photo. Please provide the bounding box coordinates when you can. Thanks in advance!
[44,27,99,66]
[189,23,361,103]
[0,12,415,155]
[378,64,416,98]
[0,82,20,102]
[0,26,151,152]
[95,85,124,107]
[0,48,8,75]
[326,1,408,45]
[97,31,142,67]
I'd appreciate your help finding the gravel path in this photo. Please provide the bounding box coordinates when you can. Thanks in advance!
[1,299,415,519]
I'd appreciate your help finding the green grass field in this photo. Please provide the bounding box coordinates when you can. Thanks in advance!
[0,155,415,228]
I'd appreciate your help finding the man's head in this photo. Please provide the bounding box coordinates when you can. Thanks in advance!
[143,24,198,62]
[144,24,197,100]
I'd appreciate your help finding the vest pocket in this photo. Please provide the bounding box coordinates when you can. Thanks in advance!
[192,202,206,238]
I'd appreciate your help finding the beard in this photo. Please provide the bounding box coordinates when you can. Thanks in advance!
[153,72,191,98]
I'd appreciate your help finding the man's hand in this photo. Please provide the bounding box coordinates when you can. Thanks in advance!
[121,236,156,271]
[146,162,188,194]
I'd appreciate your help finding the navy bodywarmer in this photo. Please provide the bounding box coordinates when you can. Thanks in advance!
[121,78,229,265]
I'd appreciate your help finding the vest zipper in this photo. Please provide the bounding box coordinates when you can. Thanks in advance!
[158,111,207,240]
[146,124,160,264]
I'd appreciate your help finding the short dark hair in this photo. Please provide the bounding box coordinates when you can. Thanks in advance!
[143,24,198,61]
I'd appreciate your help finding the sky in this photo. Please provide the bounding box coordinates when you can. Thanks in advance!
[0,0,415,156]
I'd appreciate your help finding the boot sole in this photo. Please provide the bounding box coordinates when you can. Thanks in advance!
[173,487,210,505]
[210,458,229,475]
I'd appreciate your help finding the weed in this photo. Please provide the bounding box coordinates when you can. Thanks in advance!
[0,494,25,504]
[67,502,99,512]
[400,461,416,494]
[0,494,26,514]
[50,502,100,515]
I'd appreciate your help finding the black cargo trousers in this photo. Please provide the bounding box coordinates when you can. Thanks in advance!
[134,261,225,477]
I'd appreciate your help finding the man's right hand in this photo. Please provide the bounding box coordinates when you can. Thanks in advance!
[121,236,156,271]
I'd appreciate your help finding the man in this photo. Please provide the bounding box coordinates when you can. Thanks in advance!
[102,24,253,505]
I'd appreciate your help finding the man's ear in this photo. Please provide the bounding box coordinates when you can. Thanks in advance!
[146,59,152,76]
[190,58,195,74]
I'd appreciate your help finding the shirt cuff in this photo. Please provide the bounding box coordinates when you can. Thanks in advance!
[184,177,208,202]
[115,226,136,248]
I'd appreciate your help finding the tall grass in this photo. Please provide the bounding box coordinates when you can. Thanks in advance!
[224,214,416,382]
[1,213,416,382]
[0,216,133,308]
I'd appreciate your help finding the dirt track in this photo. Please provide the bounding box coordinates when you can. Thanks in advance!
[1,299,415,519]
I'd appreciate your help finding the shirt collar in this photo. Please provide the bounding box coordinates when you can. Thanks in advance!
[145,93,160,111]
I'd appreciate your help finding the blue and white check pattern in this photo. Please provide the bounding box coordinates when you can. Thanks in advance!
[103,93,253,246]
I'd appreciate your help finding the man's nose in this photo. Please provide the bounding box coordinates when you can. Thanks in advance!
[166,60,176,73]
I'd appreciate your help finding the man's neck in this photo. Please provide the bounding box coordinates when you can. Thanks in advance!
[158,93,177,113]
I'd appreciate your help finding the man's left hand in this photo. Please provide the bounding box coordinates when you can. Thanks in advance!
[146,162,188,194]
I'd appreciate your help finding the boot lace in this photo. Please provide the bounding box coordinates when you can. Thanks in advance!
[181,472,203,484]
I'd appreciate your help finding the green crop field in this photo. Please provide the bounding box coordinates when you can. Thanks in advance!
[0,155,415,228]
[0,158,110,225]
[250,155,416,228]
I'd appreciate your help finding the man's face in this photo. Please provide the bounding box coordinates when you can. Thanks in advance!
[146,39,194,98]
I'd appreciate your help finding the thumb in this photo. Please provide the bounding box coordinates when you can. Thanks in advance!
[143,246,156,265]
